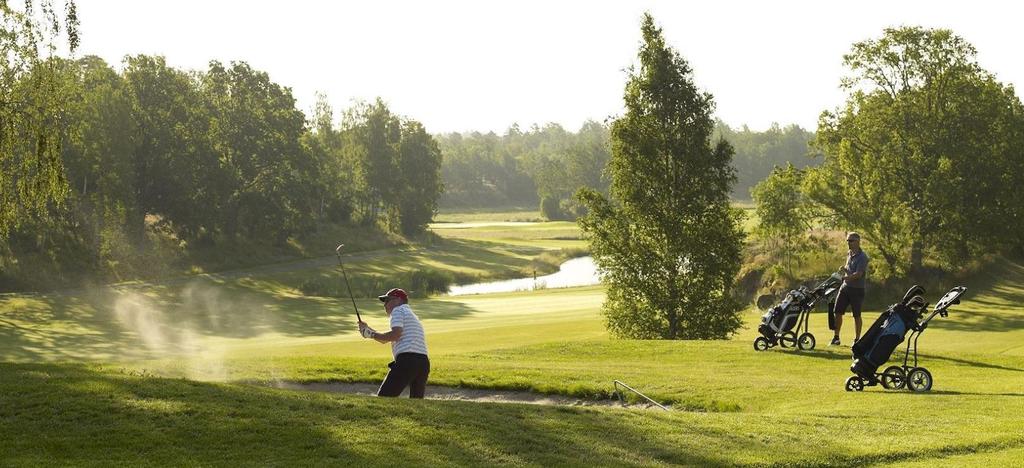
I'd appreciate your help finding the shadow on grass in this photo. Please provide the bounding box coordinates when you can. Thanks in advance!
[0,233,578,362]
[778,344,1024,373]
[925,257,1024,333]
[403,237,548,277]
[0,280,477,361]
[5,362,1022,466]
[778,348,852,361]
[0,362,736,466]
[787,345,1024,373]
[913,352,1024,373]
[927,390,1024,397]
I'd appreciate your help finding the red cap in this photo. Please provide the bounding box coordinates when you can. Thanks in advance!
[378,288,408,302]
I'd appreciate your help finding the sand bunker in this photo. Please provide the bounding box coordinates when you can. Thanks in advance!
[273,381,661,409]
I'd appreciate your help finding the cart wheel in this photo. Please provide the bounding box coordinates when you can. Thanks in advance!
[753,337,770,351]
[845,376,864,392]
[907,367,933,392]
[797,332,816,351]
[779,332,797,348]
[880,366,906,390]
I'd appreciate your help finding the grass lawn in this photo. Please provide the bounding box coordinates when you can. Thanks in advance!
[2,215,1024,466]
[434,206,545,223]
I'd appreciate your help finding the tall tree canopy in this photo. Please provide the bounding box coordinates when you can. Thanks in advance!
[338,99,443,234]
[203,60,314,241]
[806,26,1024,274]
[577,13,745,340]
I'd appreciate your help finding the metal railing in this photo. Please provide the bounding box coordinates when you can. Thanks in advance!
[613,380,669,411]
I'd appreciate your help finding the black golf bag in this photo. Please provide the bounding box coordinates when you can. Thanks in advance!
[844,285,966,392]
[758,291,806,339]
[754,270,843,351]
[850,286,925,380]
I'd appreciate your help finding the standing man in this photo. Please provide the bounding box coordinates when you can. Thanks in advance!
[832,232,869,346]
[358,288,430,398]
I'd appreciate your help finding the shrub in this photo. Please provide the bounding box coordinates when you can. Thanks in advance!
[540,196,564,221]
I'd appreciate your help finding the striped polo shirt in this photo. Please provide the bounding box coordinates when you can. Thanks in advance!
[389,304,428,357]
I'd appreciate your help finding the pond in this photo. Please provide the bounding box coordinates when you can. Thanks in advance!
[447,256,600,296]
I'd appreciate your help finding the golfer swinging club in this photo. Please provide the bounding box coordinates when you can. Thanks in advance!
[358,288,430,398]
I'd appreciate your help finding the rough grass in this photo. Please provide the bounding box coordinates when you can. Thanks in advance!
[434,207,544,223]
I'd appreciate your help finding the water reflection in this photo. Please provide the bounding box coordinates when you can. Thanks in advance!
[447,256,600,296]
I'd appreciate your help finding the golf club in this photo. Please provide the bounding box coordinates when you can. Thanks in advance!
[334,244,362,322]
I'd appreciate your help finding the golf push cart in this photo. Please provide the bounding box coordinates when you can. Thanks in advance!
[844,285,967,393]
[754,269,845,352]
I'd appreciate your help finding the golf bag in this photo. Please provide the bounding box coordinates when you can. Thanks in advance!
[754,270,843,351]
[758,290,807,338]
[845,285,966,392]
[850,288,923,379]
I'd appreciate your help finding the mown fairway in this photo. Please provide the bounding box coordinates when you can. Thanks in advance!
[2,211,1023,466]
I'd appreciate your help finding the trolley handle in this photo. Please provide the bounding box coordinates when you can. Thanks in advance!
[919,286,967,327]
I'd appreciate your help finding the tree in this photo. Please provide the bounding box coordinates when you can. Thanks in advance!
[303,92,354,223]
[717,121,818,200]
[340,99,401,225]
[0,1,80,233]
[203,60,313,242]
[62,56,139,266]
[539,195,564,221]
[396,120,443,234]
[337,99,442,233]
[565,120,611,196]
[806,26,1024,274]
[750,163,815,276]
[577,13,745,340]
[124,55,220,241]
[436,121,610,210]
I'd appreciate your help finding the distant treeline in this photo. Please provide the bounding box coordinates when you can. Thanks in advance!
[437,121,611,218]
[716,122,818,200]
[437,120,816,215]
[1,55,441,290]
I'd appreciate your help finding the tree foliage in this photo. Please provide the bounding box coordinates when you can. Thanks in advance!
[203,61,314,241]
[438,118,814,212]
[807,26,1024,274]
[717,121,818,200]
[750,163,818,275]
[0,1,80,233]
[337,99,443,234]
[577,13,745,340]
[436,121,610,213]
[2,47,444,289]
[124,55,219,241]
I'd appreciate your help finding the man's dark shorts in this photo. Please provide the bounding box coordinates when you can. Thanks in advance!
[378,352,430,398]
[834,286,865,318]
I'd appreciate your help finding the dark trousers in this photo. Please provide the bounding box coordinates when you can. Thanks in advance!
[835,286,865,317]
[378,353,430,398]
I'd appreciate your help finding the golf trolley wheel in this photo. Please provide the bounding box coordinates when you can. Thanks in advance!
[753,337,770,351]
[845,376,865,392]
[880,366,906,390]
[797,332,816,351]
[778,332,797,348]
[907,367,933,392]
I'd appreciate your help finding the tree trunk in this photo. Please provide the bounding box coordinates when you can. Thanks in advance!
[127,208,146,247]
[910,240,923,273]
[667,307,679,339]
[666,269,680,339]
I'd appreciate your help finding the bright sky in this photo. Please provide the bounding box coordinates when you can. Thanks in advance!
[74,0,1024,134]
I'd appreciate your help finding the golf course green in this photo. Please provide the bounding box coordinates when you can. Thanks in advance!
[2,210,1023,466]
